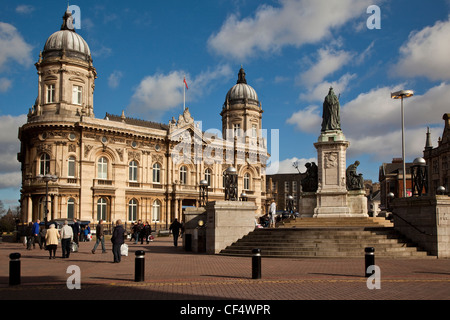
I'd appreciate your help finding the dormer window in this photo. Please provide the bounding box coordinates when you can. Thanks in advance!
[72,85,82,105]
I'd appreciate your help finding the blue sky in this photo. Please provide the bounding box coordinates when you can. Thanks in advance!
[1,0,450,208]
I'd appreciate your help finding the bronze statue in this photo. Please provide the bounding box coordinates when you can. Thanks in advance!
[321,87,341,132]
[346,161,364,190]
[301,162,318,192]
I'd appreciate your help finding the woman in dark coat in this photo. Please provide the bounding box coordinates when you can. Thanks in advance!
[111,219,125,263]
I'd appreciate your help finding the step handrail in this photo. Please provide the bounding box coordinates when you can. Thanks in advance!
[390,211,434,236]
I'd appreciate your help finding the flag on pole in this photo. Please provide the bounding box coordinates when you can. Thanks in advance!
[183,77,189,90]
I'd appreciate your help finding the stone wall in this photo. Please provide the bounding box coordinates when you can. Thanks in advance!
[392,196,450,258]
[205,201,258,254]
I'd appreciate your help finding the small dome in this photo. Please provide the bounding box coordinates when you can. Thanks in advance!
[42,9,91,62]
[225,67,259,104]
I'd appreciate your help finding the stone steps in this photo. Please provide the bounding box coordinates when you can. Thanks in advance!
[219,218,434,259]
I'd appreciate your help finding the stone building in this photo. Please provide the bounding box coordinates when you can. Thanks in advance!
[17,10,267,227]
[378,158,413,211]
[423,114,450,195]
[265,173,305,213]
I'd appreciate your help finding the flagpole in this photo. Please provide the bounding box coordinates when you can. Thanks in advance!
[183,76,186,111]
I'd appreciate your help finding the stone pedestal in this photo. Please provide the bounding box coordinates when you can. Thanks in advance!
[183,207,207,253]
[299,192,316,217]
[206,201,257,254]
[313,130,351,217]
[347,189,369,217]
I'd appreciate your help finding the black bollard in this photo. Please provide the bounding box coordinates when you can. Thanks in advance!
[9,253,21,286]
[252,248,261,279]
[135,250,145,282]
[365,247,375,278]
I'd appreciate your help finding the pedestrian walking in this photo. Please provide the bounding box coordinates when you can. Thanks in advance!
[169,218,182,247]
[92,220,107,253]
[83,224,91,241]
[111,219,126,263]
[140,221,152,244]
[45,224,60,259]
[72,218,80,245]
[60,220,73,258]
[25,222,33,250]
[31,219,40,249]
[269,199,277,228]
[132,220,142,244]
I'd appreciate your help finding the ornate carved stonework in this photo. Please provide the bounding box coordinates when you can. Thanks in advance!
[84,144,93,158]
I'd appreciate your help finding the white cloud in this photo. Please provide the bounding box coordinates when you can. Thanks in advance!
[127,64,232,120]
[299,48,353,86]
[15,5,35,14]
[208,0,377,61]
[0,22,33,70]
[286,105,321,133]
[0,77,12,92]
[394,16,450,81]
[299,73,357,102]
[108,70,123,89]
[0,114,27,190]
[267,156,316,175]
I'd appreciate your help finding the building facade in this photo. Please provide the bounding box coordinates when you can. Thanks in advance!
[265,173,305,213]
[18,10,267,227]
[423,114,450,195]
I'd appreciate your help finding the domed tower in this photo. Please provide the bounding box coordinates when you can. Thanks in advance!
[18,9,97,224]
[221,67,263,140]
[30,8,96,120]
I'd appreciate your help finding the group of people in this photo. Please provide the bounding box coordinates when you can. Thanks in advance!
[22,217,184,263]
[24,219,77,259]
[130,220,153,245]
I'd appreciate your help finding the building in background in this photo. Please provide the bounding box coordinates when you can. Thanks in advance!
[18,10,267,227]
[423,114,450,195]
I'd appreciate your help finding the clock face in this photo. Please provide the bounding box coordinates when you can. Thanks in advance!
[132,141,137,148]
[101,136,108,143]
[69,133,76,140]
[155,144,161,151]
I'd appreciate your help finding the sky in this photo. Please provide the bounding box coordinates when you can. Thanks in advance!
[1,0,450,209]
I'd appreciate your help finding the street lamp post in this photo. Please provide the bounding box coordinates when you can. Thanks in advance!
[37,174,58,224]
[391,90,414,198]
[224,167,238,201]
[199,179,209,207]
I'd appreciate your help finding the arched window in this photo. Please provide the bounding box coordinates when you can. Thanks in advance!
[128,199,138,221]
[68,156,76,178]
[67,198,75,219]
[152,200,161,222]
[129,160,138,182]
[97,198,107,221]
[204,168,212,187]
[180,166,187,185]
[97,157,108,180]
[153,163,161,183]
[40,153,50,175]
[244,173,251,190]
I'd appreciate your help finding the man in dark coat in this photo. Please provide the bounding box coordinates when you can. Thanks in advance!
[169,218,182,247]
[72,218,80,245]
[111,219,125,263]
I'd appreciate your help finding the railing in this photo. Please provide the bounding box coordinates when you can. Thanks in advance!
[390,211,434,236]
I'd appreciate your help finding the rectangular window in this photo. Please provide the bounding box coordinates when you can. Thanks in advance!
[252,124,257,137]
[233,123,241,137]
[46,84,55,103]
[72,85,82,105]
[68,157,76,178]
